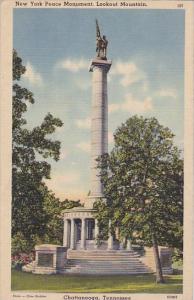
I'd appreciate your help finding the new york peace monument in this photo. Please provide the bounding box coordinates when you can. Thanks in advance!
[63,21,113,253]
[23,21,172,275]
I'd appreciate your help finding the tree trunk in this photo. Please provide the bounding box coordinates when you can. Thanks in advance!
[152,234,165,283]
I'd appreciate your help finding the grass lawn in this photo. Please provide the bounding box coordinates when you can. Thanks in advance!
[12,270,183,293]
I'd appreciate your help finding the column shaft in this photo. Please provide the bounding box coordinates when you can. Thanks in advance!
[94,218,99,238]
[108,220,114,250]
[81,218,86,250]
[91,66,107,197]
[127,239,132,250]
[63,219,68,247]
[89,59,111,202]
[95,219,99,249]
[70,219,75,250]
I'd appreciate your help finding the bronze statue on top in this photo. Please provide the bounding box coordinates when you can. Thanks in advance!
[96,19,108,60]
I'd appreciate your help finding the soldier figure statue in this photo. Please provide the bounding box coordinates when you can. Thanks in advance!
[96,20,108,60]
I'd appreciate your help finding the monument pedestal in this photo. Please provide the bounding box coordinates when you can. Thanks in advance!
[33,244,67,274]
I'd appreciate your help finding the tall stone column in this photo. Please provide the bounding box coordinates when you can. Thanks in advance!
[86,59,111,209]
[70,219,75,250]
[80,218,86,250]
[63,219,68,247]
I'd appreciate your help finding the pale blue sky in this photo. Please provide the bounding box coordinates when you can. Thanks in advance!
[13,8,185,200]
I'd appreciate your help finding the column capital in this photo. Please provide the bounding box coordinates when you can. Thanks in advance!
[89,59,112,73]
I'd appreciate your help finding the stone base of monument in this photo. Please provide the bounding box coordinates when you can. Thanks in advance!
[22,245,172,275]
[26,244,67,275]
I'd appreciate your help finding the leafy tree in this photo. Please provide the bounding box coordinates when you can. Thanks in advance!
[95,116,183,283]
[42,185,82,245]
[12,49,63,243]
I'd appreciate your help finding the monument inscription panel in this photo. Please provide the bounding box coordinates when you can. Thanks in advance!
[38,253,53,267]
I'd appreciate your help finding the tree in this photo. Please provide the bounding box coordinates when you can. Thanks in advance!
[42,186,82,245]
[95,116,183,283]
[12,49,63,244]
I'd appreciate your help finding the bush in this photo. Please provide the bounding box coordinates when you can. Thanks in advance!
[172,248,183,263]
[12,232,36,255]
[11,252,35,270]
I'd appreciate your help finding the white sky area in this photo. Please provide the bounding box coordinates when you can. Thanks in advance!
[14,9,184,201]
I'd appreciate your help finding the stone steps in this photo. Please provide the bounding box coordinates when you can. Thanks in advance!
[67,250,140,259]
[66,261,150,269]
[22,249,154,275]
[65,268,150,271]
[67,258,146,263]
[68,250,137,254]
[67,256,140,260]
[64,249,153,274]
[64,271,150,275]
[67,262,148,265]
[63,267,151,275]
[68,256,140,260]
[64,260,151,273]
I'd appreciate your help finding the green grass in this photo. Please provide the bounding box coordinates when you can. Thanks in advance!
[12,270,183,293]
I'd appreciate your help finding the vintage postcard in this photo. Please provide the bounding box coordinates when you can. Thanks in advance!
[0,1,193,300]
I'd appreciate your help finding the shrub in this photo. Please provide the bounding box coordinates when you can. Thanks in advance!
[172,248,183,263]
[11,252,35,270]
[12,232,35,255]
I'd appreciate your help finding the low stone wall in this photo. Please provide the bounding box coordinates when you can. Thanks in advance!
[140,246,173,274]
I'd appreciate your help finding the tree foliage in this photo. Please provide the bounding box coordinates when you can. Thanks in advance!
[95,116,183,282]
[42,186,81,245]
[12,49,64,242]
